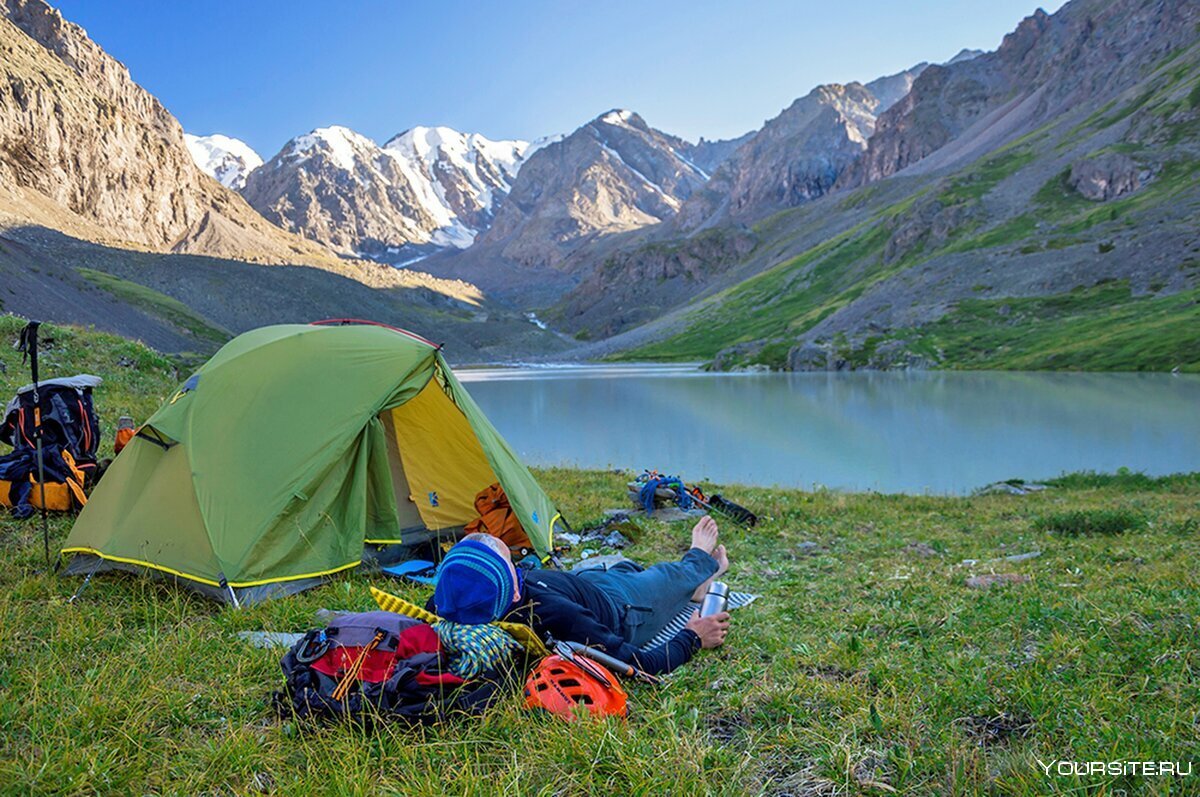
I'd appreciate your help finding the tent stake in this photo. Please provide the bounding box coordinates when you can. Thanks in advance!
[67,569,94,604]
[220,575,241,610]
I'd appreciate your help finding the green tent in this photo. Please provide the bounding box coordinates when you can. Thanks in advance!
[62,322,565,605]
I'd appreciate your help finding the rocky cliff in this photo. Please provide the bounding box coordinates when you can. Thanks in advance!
[0,0,350,266]
[677,83,880,230]
[678,132,755,174]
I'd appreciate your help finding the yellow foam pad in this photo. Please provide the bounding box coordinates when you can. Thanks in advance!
[369,585,550,657]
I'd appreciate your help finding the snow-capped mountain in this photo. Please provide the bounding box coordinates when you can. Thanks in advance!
[184,133,263,190]
[381,126,528,249]
[239,124,530,262]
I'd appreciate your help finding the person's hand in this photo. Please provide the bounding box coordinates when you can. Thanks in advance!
[685,609,730,649]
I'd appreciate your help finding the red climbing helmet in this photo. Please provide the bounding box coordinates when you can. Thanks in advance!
[523,654,628,720]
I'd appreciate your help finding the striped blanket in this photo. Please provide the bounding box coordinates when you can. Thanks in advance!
[639,591,758,652]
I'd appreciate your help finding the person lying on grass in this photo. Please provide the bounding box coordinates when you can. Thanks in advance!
[429,516,732,676]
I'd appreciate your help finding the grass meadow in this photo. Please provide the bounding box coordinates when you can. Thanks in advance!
[0,317,1196,794]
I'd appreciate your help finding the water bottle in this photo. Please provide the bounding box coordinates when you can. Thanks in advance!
[700,581,729,617]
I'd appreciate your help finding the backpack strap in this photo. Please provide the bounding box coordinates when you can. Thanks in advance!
[59,450,88,508]
[331,628,386,701]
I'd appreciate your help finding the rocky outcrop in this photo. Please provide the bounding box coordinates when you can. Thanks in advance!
[0,0,345,265]
[674,54,960,233]
[782,339,934,372]
[555,226,756,338]
[1068,152,1145,201]
[865,62,931,114]
[883,193,978,263]
[472,110,708,270]
[677,132,755,175]
[786,342,833,371]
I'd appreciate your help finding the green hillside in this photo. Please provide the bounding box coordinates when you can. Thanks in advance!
[617,50,1200,373]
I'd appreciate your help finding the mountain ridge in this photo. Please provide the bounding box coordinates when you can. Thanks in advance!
[240,124,530,262]
[547,0,1200,371]
[417,109,712,303]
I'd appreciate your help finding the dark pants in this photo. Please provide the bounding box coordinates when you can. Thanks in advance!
[577,548,718,647]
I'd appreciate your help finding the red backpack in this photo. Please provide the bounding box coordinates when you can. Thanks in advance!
[273,610,512,725]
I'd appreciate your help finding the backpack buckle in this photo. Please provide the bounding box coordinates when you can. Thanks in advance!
[295,630,330,664]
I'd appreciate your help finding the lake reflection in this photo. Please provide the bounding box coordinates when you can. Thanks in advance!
[458,365,1200,493]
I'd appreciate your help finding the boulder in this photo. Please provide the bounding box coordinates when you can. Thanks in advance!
[867,339,934,371]
[711,341,765,371]
[1068,153,1144,202]
[787,342,831,371]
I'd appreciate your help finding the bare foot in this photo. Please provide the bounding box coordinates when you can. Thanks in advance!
[691,545,731,601]
[712,544,729,578]
[690,515,719,555]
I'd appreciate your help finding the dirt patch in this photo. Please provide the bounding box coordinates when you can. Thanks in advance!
[759,758,838,797]
[904,542,939,558]
[705,713,750,745]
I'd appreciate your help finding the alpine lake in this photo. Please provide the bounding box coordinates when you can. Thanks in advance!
[457,364,1200,493]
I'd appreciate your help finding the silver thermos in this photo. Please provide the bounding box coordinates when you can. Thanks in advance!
[700,581,729,617]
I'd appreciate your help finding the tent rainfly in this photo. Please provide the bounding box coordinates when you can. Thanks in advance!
[62,322,564,605]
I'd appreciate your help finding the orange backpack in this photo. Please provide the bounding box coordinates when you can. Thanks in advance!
[463,483,533,553]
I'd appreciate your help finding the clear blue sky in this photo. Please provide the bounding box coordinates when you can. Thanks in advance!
[52,0,1065,157]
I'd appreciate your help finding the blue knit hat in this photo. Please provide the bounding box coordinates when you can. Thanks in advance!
[433,539,517,624]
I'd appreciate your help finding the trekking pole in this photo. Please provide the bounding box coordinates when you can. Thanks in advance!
[556,640,661,686]
[18,321,51,567]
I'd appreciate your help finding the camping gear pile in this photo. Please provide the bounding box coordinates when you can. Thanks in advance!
[1,321,102,573]
[630,470,759,527]
[275,583,552,725]
[629,471,693,514]
[274,608,517,725]
[51,320,760,726]
[273,606,525,725]
[274,596,641,724]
